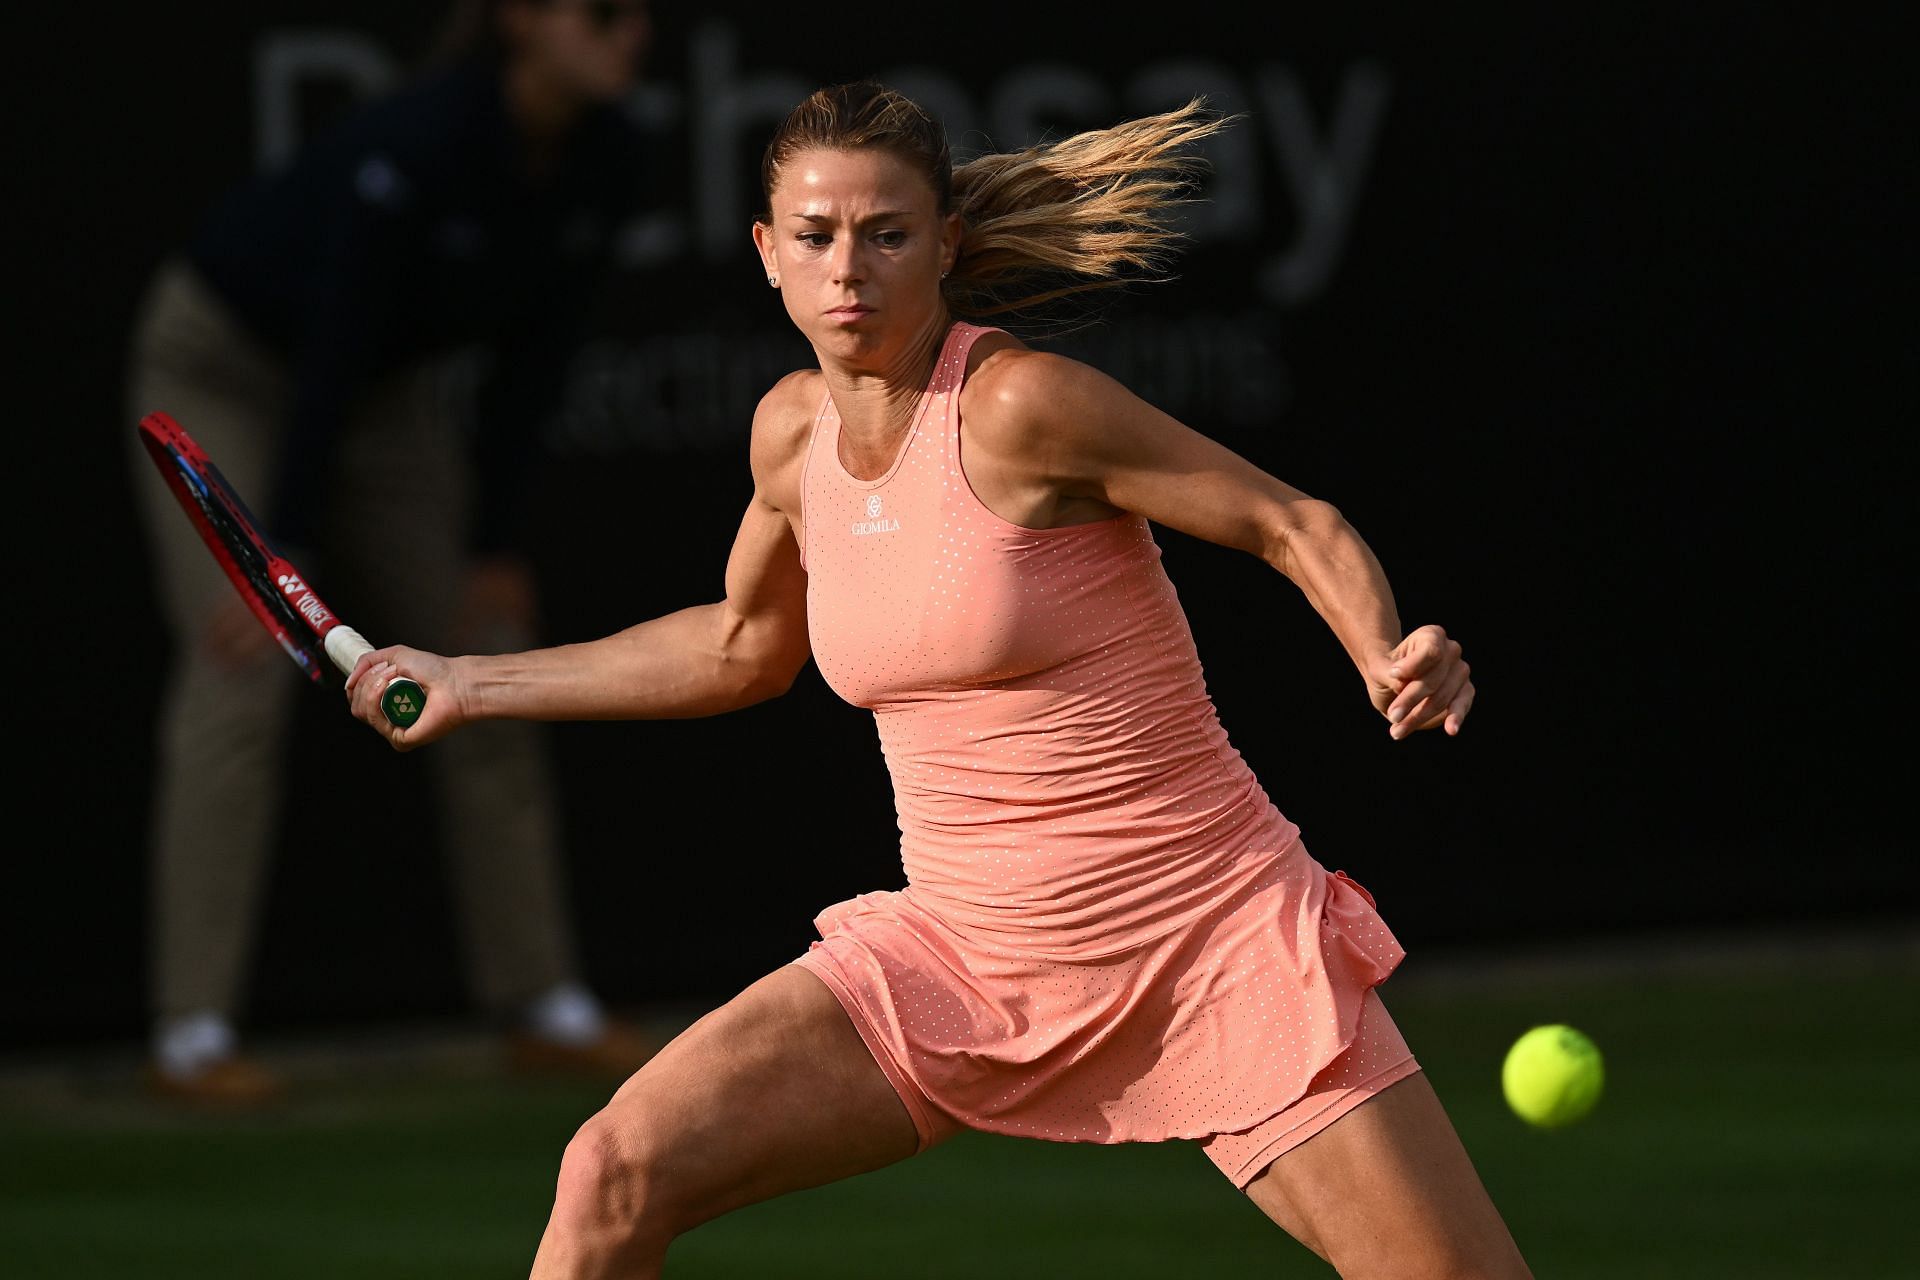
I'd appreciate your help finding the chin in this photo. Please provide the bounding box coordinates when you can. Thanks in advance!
[587,62,639,101]
[808,322,889,364]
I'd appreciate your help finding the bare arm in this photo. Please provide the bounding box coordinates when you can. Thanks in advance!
[344,377,816,749]
[965,348,1472,739]
[462,496,808,721]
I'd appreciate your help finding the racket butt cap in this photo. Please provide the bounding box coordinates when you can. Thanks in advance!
[324,626,427,728]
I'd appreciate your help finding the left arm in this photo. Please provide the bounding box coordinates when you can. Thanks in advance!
[968,349,1473,739]
[460,118,648,646]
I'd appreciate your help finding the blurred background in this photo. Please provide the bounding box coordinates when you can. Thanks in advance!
[5,2,1914,1276]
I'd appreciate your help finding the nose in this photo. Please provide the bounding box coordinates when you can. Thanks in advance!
[829,237,866,286]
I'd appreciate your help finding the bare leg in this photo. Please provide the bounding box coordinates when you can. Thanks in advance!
[1243,1073,1532,1279]
[528,964,924,1278]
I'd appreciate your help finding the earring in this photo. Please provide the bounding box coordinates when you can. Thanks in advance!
[767,275,778,287]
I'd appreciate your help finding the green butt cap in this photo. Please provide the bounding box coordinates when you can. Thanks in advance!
[382,679,426,728]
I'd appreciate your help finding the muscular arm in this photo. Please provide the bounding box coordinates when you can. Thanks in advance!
[346,376,816,745]
[963,347,1471,738]
[460,494,809,722]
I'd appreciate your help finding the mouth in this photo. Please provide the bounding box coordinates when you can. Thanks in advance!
[825,304,875,319]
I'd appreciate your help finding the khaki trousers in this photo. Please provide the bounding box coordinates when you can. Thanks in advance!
[126,257,580,1025]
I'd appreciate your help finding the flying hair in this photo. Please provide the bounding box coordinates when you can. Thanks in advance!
[758,80,1239,336]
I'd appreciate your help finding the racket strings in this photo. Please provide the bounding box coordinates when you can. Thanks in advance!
[166,451,330,680]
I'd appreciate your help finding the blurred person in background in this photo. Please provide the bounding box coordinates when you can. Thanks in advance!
[125,0,660,1105]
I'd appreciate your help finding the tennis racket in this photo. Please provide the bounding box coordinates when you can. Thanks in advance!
[136,410,424,728]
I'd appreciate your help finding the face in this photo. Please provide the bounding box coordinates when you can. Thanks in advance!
[505,0,649,102]
[753,146,961,368]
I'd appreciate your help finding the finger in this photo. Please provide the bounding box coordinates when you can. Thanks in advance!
[1387,672,1442,726]
[352,661,394,723]
[1389,662,1466,739]
[1408,668,1470,733]
[1429,659,1471,713]
[1388,627,1454,680]
[347,662,373,715]
[361,663,422,752]
[1386,643,1425,681]
[1442,679,1476,734]
[1390,697,1433,739]
[1400,666,1473,739]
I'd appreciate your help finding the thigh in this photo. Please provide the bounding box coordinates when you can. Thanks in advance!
[1243,1070,1533,1279]
[128,285,289,635]
[584,962,927,1234]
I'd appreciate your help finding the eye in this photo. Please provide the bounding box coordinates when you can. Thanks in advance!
[796,232,831,249]
[873,229,907,249]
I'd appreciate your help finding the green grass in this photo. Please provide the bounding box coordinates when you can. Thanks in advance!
[4,953,1916,1278]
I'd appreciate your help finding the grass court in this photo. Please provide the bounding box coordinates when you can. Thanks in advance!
[4,933,1914,1278]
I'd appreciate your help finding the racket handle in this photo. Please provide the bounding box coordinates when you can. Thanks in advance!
[325,626,426,729]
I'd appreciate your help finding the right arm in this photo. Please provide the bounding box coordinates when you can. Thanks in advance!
[345,374,818,749]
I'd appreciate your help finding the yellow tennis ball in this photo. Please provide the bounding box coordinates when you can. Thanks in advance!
[1502,1024,1604,1128]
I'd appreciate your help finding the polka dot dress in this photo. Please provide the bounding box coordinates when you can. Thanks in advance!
[794,321,1408,1165]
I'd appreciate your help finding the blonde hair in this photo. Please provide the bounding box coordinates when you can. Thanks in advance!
[758,80,1236,335]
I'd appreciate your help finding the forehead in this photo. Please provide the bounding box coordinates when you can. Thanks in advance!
[770,147,937,216]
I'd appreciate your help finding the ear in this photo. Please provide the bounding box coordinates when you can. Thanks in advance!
[940,211,963,276]
[751,219,779,278]
[496,0,536,49]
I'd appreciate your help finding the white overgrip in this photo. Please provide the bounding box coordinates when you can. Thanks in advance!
[325,625,375,677]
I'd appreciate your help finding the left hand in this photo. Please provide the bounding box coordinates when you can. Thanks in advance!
[1366,624,1474,740]
[452,555,540,653]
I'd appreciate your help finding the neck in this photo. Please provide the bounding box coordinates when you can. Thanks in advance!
[823,313,952,457]
[503,60,590,161]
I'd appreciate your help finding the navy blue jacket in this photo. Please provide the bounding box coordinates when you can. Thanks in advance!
[185,56,647,555]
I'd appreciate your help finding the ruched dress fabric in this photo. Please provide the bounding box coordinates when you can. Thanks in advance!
[792,322,1412,1181]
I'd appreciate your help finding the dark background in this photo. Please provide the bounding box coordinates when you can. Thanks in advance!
[8,4,1911,1053]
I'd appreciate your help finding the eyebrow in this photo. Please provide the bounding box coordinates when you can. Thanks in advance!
[788,210,917,225]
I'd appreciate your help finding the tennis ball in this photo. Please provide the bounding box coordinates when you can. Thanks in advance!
[1501,1024,1604,1128]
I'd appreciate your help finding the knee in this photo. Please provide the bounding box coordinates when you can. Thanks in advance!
[1333,1238,1533,1280]
[549,1114,679,1261]
[1425,1253,1533,1280]
[1422,1224,1534,1280]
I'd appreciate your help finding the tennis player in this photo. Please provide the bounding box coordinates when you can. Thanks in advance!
[348,80,1529,1279]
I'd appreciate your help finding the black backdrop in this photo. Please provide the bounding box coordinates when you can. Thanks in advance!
[8,4,1911,1052]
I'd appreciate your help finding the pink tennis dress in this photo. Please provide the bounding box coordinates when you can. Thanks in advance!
[792,321,1415,1187]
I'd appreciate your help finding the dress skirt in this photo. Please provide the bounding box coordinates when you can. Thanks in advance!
[792,835,1411,1181]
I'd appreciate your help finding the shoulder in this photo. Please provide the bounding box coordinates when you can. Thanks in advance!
[579,98,650,169]
[321,63,495,195]
[362,62,491,149]
[966,336,1109,408]
[961,335,1130,456]
[748,369,827,502]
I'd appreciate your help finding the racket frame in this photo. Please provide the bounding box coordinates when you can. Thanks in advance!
[136,411,423,728]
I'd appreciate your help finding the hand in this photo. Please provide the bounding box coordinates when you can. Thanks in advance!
[199,594,281,671]
[344,645,463,751]
[1366,624,1474,741]
[452,555,540,654]
[198,539,326,670]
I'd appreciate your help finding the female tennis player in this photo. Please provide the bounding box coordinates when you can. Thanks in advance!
[348,80,1527,1279]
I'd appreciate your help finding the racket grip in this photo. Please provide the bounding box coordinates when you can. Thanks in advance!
[325,626,427,729]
